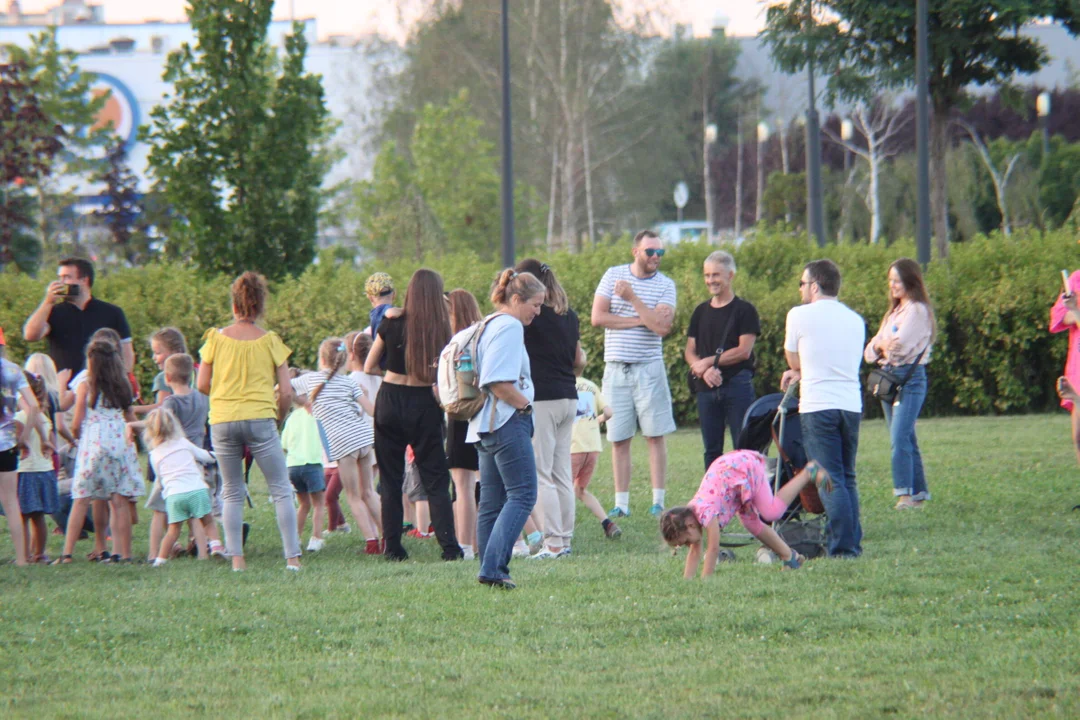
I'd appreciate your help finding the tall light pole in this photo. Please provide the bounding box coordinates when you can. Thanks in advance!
[915,0,931,267]
[756,121,770,223]
[703,15,727,238]
[1037,91,1052,158]
[804,4,826,247]
[704,123,718,233]
[841,118,853,173]
[499,0,515,267]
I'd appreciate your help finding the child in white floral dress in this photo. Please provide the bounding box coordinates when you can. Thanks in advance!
[54,339,144,564]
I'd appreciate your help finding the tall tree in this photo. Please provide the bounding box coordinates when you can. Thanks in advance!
[3,27,109,249]
[763,0,1080,258]
[351,140,444,263]
[0,59,63,272]
[823,99,909,243]
[351,92,544,262]
[628,31,757,233]
[147,1,330,281]
[92,142,143,264]
[368,0,683,248]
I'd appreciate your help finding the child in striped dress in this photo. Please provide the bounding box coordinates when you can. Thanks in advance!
[291,338,382,554]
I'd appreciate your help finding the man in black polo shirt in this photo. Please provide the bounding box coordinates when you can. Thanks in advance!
[684,250,761,470]
[23,258,134,375]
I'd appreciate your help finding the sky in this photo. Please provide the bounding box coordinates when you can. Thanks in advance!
[16,1,769,40]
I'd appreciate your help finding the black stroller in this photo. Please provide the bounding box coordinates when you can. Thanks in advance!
[723,382,827,559]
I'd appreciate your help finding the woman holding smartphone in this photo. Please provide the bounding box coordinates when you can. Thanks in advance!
[1050,268,1080,506]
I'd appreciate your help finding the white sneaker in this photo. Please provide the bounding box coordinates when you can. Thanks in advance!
[528,547,559,560]
[209,541,226,558]
[306,537,325,552]
[337,523,351,534]
[511,540,530,558]
[462,546,475,560]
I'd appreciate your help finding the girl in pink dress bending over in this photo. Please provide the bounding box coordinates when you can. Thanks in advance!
[660,450,831,579]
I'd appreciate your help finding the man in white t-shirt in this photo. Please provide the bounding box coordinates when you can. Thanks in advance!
[591,230,677,519]
[780,259,866,557]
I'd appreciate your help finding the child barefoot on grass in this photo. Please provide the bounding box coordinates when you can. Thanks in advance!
[142,408,216,566]
[660,450,831,579]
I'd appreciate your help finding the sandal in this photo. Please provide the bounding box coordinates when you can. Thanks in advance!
[51,554,73,565]
[806,461,833,493]
[87,551,109,563]
[781,551,805,570]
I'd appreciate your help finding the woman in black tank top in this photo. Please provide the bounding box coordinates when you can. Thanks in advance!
[366,269,463,562]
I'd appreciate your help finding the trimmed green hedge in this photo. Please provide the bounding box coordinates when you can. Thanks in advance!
[0,229,1072,425]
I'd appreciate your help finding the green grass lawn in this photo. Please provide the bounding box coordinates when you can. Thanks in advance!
[1,415,1078,718]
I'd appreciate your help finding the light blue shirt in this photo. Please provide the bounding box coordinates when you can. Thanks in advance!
[466,314,533,443]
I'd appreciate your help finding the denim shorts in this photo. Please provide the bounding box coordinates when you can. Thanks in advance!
[602,359,677,442]
[165,488,212,524]
[289,463,326,494]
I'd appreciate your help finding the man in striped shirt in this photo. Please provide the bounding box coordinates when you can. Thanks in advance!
[591,230,677,519]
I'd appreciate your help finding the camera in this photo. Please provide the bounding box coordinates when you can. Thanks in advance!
[62,283,80,300]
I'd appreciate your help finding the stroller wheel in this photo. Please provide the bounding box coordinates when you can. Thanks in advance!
[718,549,736,563]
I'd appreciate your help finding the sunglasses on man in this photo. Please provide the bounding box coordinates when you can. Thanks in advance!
[643,248,665,258]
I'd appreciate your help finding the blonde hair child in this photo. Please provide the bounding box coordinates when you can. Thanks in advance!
[142,407,216,566]
[570,349,621,539]
[16,372,58,563]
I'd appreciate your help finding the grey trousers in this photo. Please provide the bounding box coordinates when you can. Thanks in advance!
[211,419,301,559]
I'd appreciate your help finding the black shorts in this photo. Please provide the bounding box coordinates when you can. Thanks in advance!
[0,447,18,473]
[446,419,479,471]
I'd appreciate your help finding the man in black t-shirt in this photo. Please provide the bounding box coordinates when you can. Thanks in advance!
[684,251,761,469]
[22,258,134,375]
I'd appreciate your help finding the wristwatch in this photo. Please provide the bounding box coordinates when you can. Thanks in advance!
[517,402,534,416]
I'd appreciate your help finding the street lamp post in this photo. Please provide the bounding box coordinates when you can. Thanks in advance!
[915,0,931,267]
[705,122,717,235]
[756,121,770,223]
[1037,91,1052,159]
[499,0,514,267]
[804,4,826,247]
[840,118,853,173]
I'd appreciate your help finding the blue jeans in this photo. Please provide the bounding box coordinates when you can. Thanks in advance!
[476,413,538,581]
[881,364,929,501]
[800,409,862,557]
[696,369,756,469]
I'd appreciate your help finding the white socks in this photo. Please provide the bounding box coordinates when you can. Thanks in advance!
[152,558,167,567]
[614,492,630,512]
[653,489,666,507]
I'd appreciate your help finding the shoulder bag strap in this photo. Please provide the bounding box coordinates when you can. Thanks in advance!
[898,345,929,386]
[711,303,741,370]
